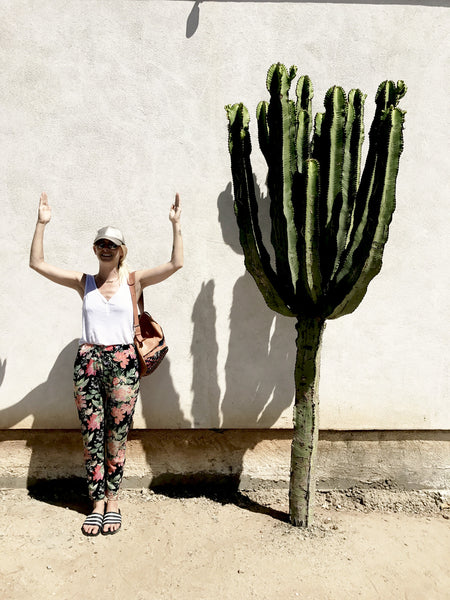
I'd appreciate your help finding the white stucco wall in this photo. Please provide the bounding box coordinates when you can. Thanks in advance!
[0,0,448,430]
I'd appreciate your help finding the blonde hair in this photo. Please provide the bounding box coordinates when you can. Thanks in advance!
[118,245,130,284]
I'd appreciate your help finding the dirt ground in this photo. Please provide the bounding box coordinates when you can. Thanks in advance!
[0,484,449,600]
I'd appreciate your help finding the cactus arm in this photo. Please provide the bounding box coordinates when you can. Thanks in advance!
[395,80,407,103]
[329,82,406,300]
[312,87,347,287]
[243,107,275,281]
[267,62,298,95]
[302,159,322,305]
[292,76,318,311]
[331,89,366,278]
[311,111,323,155]
[226,103,296,317]
[328,106,406,319]
[322,87,347,225]
[346,81,397,245]
[257,101,270,164]
[295,75,314,174]
[265,64,300,298]
[284,97,301,296]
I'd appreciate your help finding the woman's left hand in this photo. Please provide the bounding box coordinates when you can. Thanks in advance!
[169,193,181,223]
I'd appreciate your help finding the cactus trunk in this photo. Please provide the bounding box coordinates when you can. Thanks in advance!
[289,317,325,526]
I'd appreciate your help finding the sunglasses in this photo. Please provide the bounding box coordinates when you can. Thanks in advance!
[95,240,119,250]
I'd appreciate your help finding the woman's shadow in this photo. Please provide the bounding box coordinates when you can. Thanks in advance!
[0,339,88,513]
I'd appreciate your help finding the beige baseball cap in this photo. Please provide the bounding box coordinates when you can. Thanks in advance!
[94,226,125,246]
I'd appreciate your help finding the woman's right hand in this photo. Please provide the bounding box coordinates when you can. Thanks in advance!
[38,192,52,224]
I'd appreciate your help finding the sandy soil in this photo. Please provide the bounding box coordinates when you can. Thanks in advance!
[0,485,449,600]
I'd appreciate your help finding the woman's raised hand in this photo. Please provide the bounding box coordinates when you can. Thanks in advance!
[38,192,52,225]
[169,193,181,223]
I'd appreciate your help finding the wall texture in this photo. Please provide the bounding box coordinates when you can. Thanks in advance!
[0,0,448,431]
[1,429,449,492]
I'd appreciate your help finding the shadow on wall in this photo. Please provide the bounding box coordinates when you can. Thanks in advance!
[217,181,295,430]
[152,182,295,516]
[191,280,221,429]
[186,0,202,38]
[0,339,80,430]
[0,359,6,387]
[0,339,86,506]
[139,356,191,430]
[184,0,446,38]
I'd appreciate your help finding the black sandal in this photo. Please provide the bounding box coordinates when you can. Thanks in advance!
[81,512,103,537]
[102,510,122,535]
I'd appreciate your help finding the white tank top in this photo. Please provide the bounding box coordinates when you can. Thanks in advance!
[79,275,134,345]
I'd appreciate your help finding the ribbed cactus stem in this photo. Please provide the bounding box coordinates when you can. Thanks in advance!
[266,64,299,297]
[225,102,296,317]
[295,75,314,173]
[289,317,325,526]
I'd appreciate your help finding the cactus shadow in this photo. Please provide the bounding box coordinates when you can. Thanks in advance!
[150,476,289,523]
[153,268,292,522]
[186,0,202,38]
[0,358,6,387]
[139,356,191,430]
[138,355,192,498]
[190,280,221,429]
[218,179,295,430]
[156,182,294,522]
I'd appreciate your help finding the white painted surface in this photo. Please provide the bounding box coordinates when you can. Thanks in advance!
[0,1,448,429]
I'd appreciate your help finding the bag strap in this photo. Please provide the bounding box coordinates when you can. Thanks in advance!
[128,271,143,342]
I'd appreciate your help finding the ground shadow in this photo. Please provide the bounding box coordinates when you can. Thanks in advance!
[151,476,289,523]
[26,477,89,514]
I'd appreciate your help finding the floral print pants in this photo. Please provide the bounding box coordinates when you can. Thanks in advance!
[73,343,140,500]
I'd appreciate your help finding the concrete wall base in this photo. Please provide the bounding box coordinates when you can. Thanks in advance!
[0,429,448,491]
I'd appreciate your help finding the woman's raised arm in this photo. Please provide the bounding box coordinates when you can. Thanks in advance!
[136,193,184,290]
[29,193,85,297]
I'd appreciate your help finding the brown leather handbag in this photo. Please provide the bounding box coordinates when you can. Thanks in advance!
[128,271,168,376]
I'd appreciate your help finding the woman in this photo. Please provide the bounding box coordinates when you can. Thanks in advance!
[30,192,183,536]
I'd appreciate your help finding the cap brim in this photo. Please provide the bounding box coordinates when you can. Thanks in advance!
[94,235,123,246]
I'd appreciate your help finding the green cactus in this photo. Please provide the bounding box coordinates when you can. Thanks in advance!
[226,64,406,527]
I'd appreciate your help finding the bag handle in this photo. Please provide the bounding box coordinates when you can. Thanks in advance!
[128,271,144,343]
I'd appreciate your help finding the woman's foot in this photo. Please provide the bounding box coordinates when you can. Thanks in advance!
[102,498,121,535]
[81,499,105,536]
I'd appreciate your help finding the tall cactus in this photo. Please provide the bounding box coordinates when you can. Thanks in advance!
[225,64,406,527]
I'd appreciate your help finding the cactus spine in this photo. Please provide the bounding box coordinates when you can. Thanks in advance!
[226,64,406,527]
